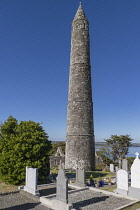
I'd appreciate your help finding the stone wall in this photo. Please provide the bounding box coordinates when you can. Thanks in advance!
[65,4,95,171]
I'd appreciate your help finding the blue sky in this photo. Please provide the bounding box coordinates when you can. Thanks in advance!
[1,0,140,142]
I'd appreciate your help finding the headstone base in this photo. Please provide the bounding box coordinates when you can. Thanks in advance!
[73,182,86,188]
[40,196,74,210]
[115,188,128,195]
[24,186,40,196]
[128,187,140,199]
[52,199,74,210]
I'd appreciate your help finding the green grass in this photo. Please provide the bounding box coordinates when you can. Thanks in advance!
[85,171,113,180]
[121,202,140,210]
[102,186,116,192]
[0,180,18,193]
[0,170,114,193]
[50,169,114,182]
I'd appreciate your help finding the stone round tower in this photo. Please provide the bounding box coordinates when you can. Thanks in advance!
[65,3,95,171]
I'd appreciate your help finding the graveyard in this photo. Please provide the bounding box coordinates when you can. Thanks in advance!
[1,154,140,209]
[1,1,140,209]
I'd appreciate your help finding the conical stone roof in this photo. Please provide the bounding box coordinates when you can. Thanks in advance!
[73,2,88,21]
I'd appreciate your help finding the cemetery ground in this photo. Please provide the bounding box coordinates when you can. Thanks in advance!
[0,170,139,210]
[0,170,115,193]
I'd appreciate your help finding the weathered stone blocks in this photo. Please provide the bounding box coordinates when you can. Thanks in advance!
[65,4,95,170]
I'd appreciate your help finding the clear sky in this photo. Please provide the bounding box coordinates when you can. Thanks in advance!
[1,0,140,142]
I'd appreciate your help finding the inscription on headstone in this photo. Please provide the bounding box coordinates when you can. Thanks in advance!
[56,169,68,203]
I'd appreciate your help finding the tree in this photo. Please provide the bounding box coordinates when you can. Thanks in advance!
[96,144,113,165]
[0,116,51,185]
[104,134,133,162]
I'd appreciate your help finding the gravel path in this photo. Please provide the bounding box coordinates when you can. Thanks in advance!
[68,189,133,210]
[0,192,50,210]
[0,188,134,210]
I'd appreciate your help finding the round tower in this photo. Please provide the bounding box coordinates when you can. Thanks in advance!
[65,3,95,171]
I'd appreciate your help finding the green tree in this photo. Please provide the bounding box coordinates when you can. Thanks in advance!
[96,144,113,165]
[126,157,135,171]
[0,116,51,185]
[104,134,133,162]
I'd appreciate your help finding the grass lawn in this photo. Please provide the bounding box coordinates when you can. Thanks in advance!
[0,180,18,193]
[50,169,114,180]
[85,171,114,180]
[102,186,116,192]
[121,202,140,210]
[0,170,114,193]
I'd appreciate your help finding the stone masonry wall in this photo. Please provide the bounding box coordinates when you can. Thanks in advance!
[65,4,95,171]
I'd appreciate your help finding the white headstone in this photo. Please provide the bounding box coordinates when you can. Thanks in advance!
[131,152,140,188]
[24,166,39,196]
[110,164,114,172]
[117,169,128,191]
[122,159,128,171]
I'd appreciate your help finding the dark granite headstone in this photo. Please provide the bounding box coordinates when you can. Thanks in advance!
[56,169,68,203]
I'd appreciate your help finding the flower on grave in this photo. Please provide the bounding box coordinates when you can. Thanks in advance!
[89,174,93,180]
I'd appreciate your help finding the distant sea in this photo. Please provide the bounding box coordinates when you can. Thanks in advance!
[95,146,140,158]
[127,147,140,157]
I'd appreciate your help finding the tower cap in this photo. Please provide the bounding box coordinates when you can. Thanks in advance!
[73,3,88,21]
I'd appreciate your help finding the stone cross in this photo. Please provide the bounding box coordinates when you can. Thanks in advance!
[56,169,68,203]
[135,152,139,159]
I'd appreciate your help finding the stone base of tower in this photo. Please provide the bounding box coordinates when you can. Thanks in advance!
[65,135,95,171]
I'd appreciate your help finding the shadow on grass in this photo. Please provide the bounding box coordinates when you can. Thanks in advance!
[73,195,109,210]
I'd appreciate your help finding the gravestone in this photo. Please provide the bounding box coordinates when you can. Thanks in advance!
[62,162,65,169]
[115,169,128,195]
[131,152,140,188]
[115,166,119,172]
[118,160,122,169]
[24,166,40,196]
[58,159,65,170]
[122,159,128,171]
[75,168,86,188]
[115,166,119,178]
[58,159,62,169]
[127,152,140,199]
[110,164,114,172]
[56,169,68,203]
